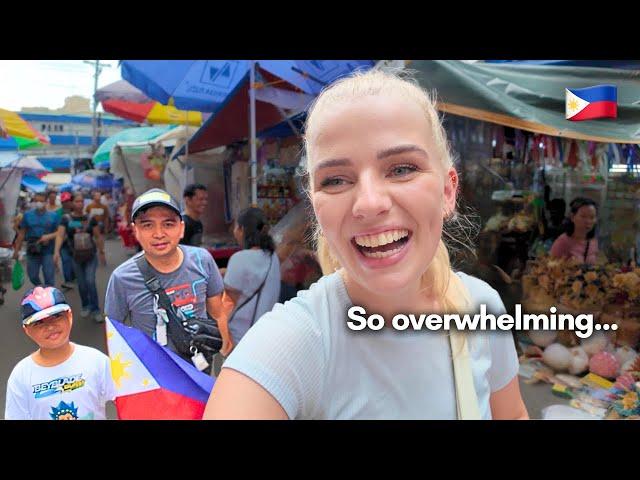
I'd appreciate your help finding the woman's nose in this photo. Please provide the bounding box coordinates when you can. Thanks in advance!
[351,173,392,219]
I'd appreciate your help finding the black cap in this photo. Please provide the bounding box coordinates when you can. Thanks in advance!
[131,188,182,221]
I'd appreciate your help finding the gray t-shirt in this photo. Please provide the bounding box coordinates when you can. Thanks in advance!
[105,245,224,348]
[225,249,281,344]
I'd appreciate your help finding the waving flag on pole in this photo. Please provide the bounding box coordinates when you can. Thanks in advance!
[105,317,215,420]
[565,85,617,121]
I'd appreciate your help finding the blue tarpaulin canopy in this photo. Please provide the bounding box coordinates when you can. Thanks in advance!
[123,60,374,205]
[257,111,306,139]
[121,60,374,112]
[38,157,71,171]
[21,175,47,192]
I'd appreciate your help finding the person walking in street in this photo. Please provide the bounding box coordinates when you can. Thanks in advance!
[13,192,60,287]
[58,191,75,290]
[54,193,106,323]
[46,190,63,221]
[85,190,110,234]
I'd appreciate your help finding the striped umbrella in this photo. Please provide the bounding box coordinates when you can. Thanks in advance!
[97,80,202,126]
[101,99,202,126]
[0,135,44,150]
[0,108,49,142]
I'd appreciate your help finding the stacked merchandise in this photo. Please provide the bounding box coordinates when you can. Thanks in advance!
[519,256,640,418]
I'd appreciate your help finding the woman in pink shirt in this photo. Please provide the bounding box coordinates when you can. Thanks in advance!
[550,197,599,264]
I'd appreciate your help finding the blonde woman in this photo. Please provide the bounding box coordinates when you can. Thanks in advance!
[204,70,528,420]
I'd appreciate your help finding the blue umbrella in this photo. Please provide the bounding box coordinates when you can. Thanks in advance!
[121,60,374,204]
[121,60,373,112]
[58,183,76,192]
[21,175,48,193]
[72,170,118,192]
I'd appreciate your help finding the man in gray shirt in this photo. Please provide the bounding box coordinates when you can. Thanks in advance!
[105,189,234,363]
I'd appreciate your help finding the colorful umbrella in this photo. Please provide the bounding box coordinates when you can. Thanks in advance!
[95,79,151,104]
[0,135,44,150]
[121,60,374,112]
[101,99,202,126]
[0,108,49,142]
[21,175,48,193]
[93,125,175,166]
[72,169,118,191]
[122,60,374,205]
[3,155,50,171]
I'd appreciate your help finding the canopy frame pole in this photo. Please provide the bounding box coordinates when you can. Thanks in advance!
[250,61,258,207]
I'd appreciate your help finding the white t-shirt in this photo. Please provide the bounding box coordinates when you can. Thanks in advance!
[223,271,519,419]
[5,344,116,420]
[225,249,281,344]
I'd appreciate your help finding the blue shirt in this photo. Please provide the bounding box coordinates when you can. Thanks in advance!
[20,209,60,255]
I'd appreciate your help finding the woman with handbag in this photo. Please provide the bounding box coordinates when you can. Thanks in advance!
[222,207,281,350]
[204,69,528,420]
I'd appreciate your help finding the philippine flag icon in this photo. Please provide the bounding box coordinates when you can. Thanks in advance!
[566,85,617,121]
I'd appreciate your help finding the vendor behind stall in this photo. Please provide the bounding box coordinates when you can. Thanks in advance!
[181,183,208,247]
[550,197,600,265]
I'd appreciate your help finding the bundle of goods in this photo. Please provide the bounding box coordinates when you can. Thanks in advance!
[519,344,640,419]
[522,256,614,315]
[483,210,535,234]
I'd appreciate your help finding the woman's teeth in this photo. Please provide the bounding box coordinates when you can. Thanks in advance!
[354,229,409,248]
[353,229,410,258]
[361,245,405,258]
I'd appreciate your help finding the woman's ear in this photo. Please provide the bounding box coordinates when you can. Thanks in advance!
[443,167,458,217]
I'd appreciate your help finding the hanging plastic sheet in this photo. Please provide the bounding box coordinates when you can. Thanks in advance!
[0,168,23,245]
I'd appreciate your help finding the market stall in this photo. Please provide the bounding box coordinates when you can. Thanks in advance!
[517,255,640,418]
[169,131,306,268]
[416,60,640,419]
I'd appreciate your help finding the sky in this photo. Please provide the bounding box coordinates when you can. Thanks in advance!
[0,60,122,112]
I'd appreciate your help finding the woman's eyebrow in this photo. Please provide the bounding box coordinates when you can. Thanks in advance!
[313,158,351,173]
[313,145,428,174]
[377,144,428,159]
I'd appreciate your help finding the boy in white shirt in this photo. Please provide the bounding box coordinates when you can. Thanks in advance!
[5,286,116,420]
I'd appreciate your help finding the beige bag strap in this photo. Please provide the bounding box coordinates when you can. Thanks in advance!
[449,330,481,420]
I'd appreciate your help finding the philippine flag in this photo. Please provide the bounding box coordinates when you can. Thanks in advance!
[105,317,215,420]
[565,85,617,121]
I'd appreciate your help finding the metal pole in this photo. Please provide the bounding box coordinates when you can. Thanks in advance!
[92,61,99,151]
[83,60,111,153]
[249,61,258,207]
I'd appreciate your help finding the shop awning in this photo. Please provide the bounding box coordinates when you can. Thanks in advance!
[21,174,48,192]
[411,60,640,144]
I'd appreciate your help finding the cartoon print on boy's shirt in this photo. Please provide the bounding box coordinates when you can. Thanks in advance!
[33,373,86,399]
[50,401,78,420]
[48,401,95,420]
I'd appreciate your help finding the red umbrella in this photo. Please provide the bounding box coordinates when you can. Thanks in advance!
[101,99,202,126]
